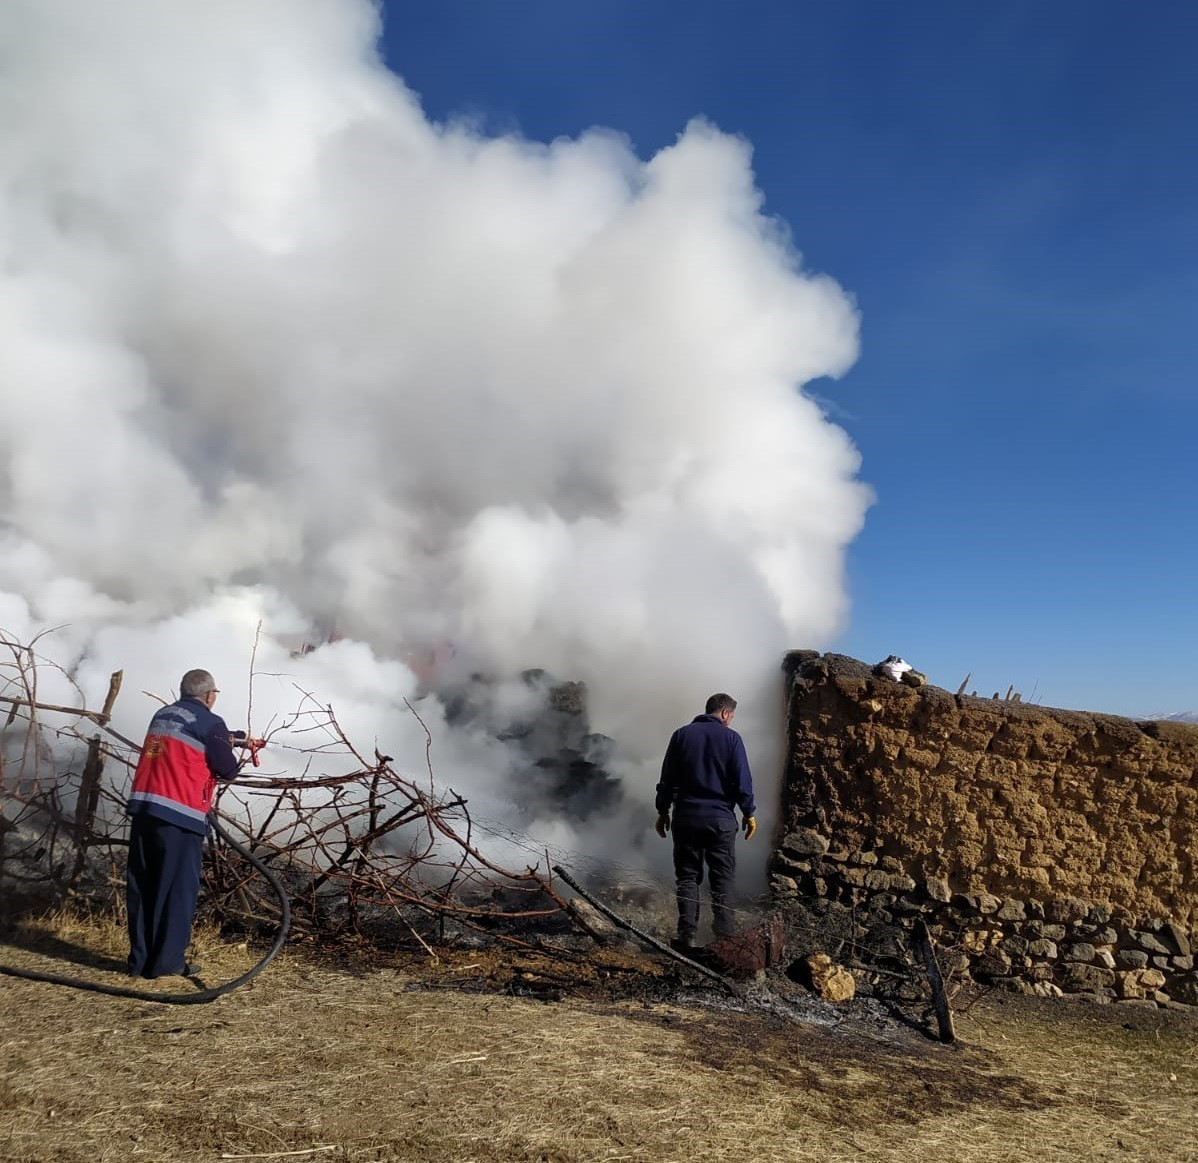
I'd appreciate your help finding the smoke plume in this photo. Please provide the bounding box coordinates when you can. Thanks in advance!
[0,0,870,877]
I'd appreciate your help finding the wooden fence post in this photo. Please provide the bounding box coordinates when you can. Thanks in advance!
[913,918,956,1044]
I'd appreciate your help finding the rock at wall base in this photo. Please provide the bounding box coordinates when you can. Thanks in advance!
[1164,973,1198,1006]
[798,952,857,1002]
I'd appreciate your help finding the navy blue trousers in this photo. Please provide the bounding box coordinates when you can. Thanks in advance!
[126,814,204,978]
[671,815,738,943]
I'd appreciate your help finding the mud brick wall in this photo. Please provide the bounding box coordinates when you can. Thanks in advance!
[772,652,1198,1005]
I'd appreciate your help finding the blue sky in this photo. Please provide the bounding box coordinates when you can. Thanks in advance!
[378,1,1197,717]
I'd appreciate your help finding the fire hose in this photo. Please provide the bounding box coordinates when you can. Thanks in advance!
[0,742,290,1005]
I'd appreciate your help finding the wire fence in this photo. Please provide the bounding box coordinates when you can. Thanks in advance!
[1,628,937,1006]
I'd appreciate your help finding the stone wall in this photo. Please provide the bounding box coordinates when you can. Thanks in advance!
[771,652,1198,1005]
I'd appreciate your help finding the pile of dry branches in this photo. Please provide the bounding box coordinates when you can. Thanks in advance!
[0,630,582,952]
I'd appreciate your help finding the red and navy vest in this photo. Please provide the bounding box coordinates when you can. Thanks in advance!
[128,697,238,834]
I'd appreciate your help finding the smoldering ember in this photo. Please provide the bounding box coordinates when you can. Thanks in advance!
[2,635,1197,1022]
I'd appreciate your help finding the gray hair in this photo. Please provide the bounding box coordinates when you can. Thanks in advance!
[705,692,737,715]
[180,669,217,699]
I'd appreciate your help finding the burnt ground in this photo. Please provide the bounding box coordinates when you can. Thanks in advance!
[2,907,1197,1163]
[394,941,1198,1136]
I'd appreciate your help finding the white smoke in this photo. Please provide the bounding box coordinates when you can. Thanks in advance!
[0,0,870,879]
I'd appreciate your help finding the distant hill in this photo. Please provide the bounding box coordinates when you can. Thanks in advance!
[1154,711,1198,723]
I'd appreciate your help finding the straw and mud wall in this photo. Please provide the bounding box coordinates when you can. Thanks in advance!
[772,652,1198,1005]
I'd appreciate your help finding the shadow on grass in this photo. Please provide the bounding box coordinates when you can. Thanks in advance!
[0,924,130,975]
[0,887,130,975]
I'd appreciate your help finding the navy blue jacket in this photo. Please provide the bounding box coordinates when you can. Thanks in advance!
[656,714,756,822]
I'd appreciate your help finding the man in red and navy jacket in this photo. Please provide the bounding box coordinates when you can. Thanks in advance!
[126,668,243,979]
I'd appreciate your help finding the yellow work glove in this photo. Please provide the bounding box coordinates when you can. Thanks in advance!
[743,816,757,840]
[654,813,670,838]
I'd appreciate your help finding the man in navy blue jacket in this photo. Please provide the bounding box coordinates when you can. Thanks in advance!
[655,693,757,950]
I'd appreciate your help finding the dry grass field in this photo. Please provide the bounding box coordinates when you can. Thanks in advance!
[2,908,1197,1163]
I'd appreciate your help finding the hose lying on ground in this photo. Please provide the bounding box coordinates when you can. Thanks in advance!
[0,818,290,1005]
